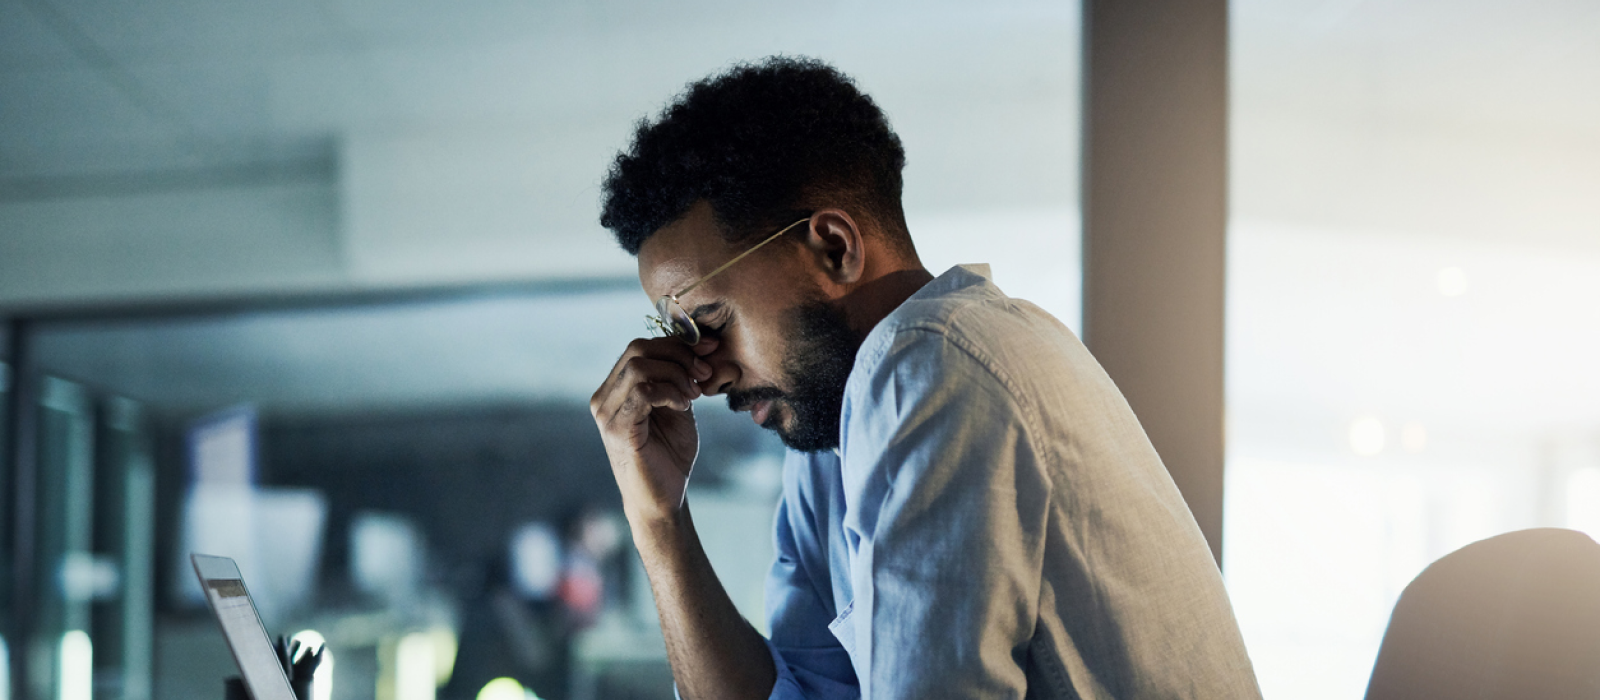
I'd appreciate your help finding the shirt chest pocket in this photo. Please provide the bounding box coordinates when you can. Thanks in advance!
[827,600,858,658]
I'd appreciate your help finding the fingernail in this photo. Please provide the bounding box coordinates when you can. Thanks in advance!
[693,358,711,378]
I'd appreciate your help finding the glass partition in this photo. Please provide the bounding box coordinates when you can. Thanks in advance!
[1,323,10,699]
[34,377,95,700]
[1227,1,1600,697]
[94,397,157,700]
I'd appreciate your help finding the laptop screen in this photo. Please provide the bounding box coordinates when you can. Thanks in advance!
[192,554,299,700]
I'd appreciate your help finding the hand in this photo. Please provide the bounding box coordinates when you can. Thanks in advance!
[591,336,718,526]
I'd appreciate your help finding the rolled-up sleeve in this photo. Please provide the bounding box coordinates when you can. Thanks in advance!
[836,328,1052,699]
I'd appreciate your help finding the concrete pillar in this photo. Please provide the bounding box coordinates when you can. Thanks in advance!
[1082,0,1229,563]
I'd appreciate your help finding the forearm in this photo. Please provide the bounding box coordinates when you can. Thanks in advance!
[632,504,777,700]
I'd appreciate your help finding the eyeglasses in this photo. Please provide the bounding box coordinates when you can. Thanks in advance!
[646,216,812,345]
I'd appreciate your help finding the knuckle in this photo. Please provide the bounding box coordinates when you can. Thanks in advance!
[617,357,640,378]
[637,382,662,401]
[616,392,639,416]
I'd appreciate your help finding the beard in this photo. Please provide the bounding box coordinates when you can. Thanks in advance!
[726,298,862,452]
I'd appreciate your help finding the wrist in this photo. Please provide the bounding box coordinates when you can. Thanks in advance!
[627,502,692,552]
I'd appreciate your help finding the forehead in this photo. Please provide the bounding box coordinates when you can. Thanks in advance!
[636,201,735,299]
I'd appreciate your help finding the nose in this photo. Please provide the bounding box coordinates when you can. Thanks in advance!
[692,337,738,396]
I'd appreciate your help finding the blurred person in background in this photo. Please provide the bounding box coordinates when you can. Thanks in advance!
[588,57,1260,699]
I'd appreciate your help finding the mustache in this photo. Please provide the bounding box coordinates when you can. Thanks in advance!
[726,386,785,413]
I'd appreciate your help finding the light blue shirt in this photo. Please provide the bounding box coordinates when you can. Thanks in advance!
[759,265,1261,699]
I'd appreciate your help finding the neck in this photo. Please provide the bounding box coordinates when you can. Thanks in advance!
[838,265,935,338]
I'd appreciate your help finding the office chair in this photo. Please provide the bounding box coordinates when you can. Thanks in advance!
[1364,527,1600,699]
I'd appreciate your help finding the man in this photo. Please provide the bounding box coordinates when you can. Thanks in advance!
[589,57,1261,699]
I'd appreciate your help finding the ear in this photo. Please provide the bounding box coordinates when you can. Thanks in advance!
[801,208,866,285]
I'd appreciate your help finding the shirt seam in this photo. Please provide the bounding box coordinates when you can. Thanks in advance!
[867,315,1049,463]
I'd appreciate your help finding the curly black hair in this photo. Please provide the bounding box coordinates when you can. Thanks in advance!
[600,56,910,256]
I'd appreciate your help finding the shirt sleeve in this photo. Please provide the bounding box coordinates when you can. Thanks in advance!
[763,451,861,699]
[836,328,1052,699]
[673,450,858,700]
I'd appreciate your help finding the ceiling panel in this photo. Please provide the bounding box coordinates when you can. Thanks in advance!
[0,67,177,153]
[326,0,563,47]
[0,1,80,65]
[7,0,1079,189]
[40,0,341,59]
[123,59,275,138]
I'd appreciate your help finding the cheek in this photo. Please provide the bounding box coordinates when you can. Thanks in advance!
[727,312,792,386]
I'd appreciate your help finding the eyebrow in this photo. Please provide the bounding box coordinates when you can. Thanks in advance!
[688,301,724,321]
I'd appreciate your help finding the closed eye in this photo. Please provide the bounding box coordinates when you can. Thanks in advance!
[699,315,730,339]
[690,302,729,337]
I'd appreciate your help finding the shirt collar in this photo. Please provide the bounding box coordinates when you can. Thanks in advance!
[905,263,993,303]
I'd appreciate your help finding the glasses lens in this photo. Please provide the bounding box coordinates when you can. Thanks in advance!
[655,297,700,345]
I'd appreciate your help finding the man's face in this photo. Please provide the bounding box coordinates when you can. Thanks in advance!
[637,202,862,452]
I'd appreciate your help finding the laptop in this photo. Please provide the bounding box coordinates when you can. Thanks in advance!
[191,553,299,700]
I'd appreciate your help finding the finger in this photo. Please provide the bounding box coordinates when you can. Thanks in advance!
[604,355,701,413]
[616,380,696,423]
[609,337,710,388]
[690,336,719,358]
[594,337,701,415]
[648,337,712,380]
[628,336,705,369]
[598,357,705,430]
[685,339,717,380]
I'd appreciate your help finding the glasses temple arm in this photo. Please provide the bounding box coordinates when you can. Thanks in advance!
[674,217,811,298]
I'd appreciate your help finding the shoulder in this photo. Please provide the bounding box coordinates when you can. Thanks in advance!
[849,265,1080,406]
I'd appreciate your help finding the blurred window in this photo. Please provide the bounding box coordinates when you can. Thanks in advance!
[1226,1,1600,698]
